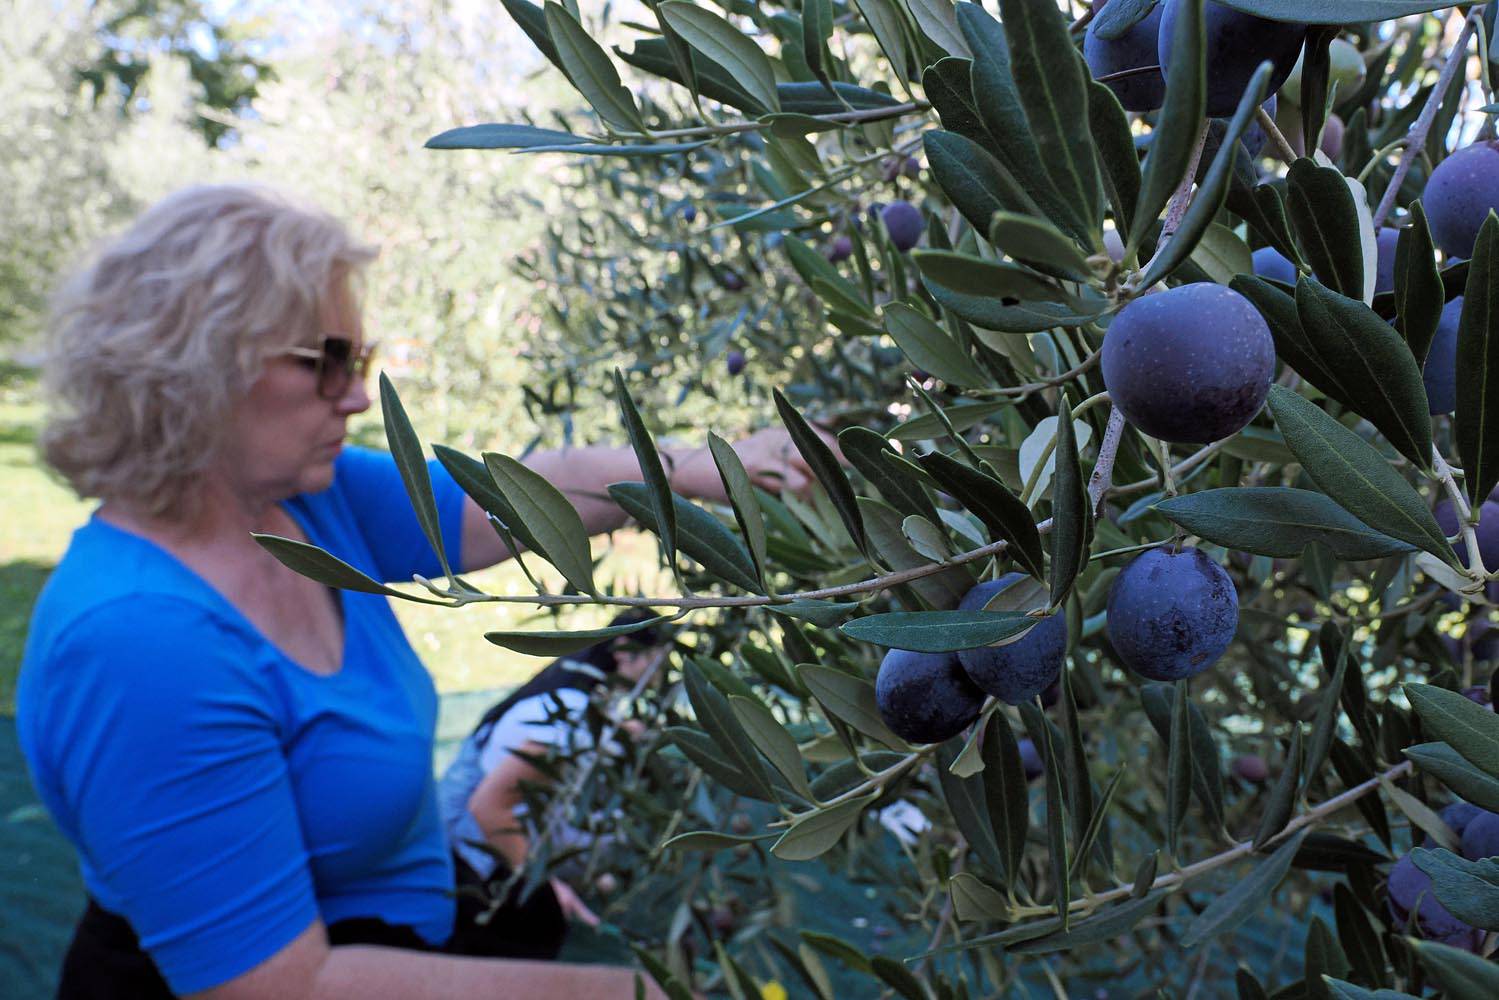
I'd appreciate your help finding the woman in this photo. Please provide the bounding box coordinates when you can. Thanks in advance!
[18,184,819,998]
[438,611,667,960]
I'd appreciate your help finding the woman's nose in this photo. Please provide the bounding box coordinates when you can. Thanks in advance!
[337,373,373,414]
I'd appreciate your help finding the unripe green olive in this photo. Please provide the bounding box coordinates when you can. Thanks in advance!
[1281,38,1365,106]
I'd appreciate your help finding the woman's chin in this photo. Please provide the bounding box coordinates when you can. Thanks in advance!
[299,461,338,495]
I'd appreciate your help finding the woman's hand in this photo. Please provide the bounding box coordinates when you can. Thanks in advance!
[549,878,601,928]
[669,425,844,502]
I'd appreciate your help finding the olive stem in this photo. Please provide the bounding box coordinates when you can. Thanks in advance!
[1002,759,1413,921]
[1088,407,1128,514]
[622,101,929,143]
[1371,7,1484,229]
[969,350,1102,400]
[1356,138,1410,185]
[1256,106,1299,164]
[1432,446,1489,581]
[1019,391,1111,506]
[1112,439,1226,497]
[774,747,933,818]
[1124,119,1209,296]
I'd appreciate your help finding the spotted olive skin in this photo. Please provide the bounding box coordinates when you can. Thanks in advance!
[955,575,1067,705]
[1425,141,1499,259]
[1158,0,1307,117]
[1106,547,1239,682]
[881,201,924,252]
[1421,297,1463,414]
[1084,0,1166,112]
[1101,283,1275,444]
[874,649,986,745]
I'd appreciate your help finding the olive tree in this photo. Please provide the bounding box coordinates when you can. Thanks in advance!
[270,0,1499,994]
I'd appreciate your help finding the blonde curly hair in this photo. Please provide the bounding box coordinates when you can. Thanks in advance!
[39,184,378,521]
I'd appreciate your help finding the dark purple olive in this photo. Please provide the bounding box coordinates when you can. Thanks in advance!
[1231,754,1269,783]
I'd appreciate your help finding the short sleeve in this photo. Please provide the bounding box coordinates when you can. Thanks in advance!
[477,689,593,772]
[331,446,466,583]
[36,598,320,994]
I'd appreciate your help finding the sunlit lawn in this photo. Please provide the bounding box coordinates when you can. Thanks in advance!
[0,376,671,716]
[0,389,91,716]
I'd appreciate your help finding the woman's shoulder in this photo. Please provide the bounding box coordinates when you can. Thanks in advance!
[28,518,229,641]
[25,588,259,692]
[22,522,262,697]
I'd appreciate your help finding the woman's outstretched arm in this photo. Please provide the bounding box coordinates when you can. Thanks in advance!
[459,428,827,573]
[190,919,664,1000]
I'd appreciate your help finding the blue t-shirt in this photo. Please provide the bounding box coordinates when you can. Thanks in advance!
[17,446,467,994]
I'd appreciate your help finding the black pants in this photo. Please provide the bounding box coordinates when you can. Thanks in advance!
[56,855,565,998]
[56,901,437,999]
[448,853,568,961]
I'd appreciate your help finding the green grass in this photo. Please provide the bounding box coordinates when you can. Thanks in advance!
[0,391,91,716]
[0,377,671,715]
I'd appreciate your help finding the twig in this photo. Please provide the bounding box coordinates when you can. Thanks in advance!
[1256,105,1299,164]
[1003,760,1413,921]
[1089,407,1128,514]
[971,350,1102,400]
[444,528,1038,611]
[619,101,929,144]
[1125,119,1209,295]
[1433,446,1489,579]
[1183,945,1214,1000]
[1156,123,1209,245]
[1111,439,1227,497]
[781,745,934,816]
[916,875,959,976]
[1018,390,1113,505]
[1371,7,1484,229]
[415,422,1215,615]
[1356,138,1410,184]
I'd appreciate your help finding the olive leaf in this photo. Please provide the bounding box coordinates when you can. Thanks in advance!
[1264,386,1455,563]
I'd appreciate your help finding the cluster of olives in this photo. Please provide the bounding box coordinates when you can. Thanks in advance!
[1385,803,1499,952]
[875,551,1239,745]
[864,2,1499,755]
[1084,0,1305,118]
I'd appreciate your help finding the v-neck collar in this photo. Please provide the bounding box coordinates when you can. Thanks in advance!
[88,503,351,679]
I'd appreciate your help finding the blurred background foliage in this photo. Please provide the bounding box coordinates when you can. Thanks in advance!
[0,0,750,704]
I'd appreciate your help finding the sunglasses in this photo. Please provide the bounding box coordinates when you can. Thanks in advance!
[281,336,378,400]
